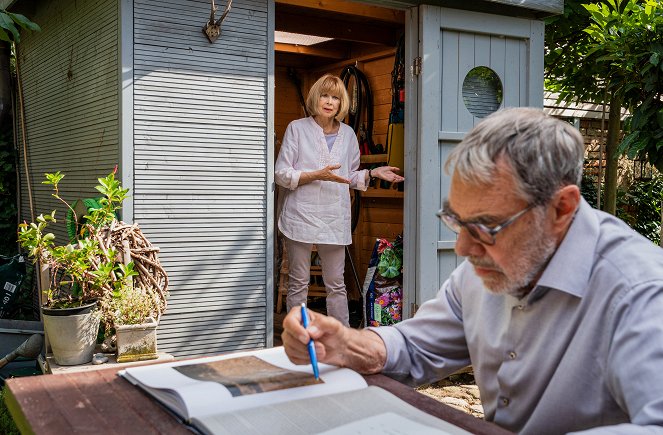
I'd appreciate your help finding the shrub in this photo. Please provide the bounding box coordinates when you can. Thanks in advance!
[617,174,663,245]
[0,387,20,435]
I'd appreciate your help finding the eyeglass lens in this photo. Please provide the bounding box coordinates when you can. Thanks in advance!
[441,214,494,245]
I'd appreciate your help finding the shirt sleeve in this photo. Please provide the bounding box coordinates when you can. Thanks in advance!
[565,278,663,435]
[275,122,302,191]
[595,281,663,432]
[369,273,471,386]
[346,131,368,191]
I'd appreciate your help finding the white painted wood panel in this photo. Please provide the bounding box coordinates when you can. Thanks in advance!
[412,5,545,308]
[132,0,272,357]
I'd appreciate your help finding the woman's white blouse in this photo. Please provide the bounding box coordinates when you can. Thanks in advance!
[275,117,368,245]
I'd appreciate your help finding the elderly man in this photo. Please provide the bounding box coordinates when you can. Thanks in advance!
[282,108,663,434]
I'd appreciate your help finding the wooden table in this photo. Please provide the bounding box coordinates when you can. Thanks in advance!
[40,352,174,375]
[5,365,512,435]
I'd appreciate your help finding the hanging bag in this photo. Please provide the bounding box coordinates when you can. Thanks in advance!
[0,254,27,319]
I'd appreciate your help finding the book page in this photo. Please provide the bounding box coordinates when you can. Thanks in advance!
[318,412,459,435]
[191,386,472,435]
[119,346,367,421]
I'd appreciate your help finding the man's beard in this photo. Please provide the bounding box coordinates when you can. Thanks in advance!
[469,214,557,298]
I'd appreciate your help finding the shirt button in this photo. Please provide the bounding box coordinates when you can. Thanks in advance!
[508,351,517,360]
[501,397,510,407]
[516,304,524,310]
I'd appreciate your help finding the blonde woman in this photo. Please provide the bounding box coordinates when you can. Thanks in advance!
[275,74,403,325]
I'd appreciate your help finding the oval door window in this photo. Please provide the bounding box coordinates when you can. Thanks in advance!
[462,66,503,118]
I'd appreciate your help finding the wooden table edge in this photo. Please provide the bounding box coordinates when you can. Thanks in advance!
[365,374,513,435]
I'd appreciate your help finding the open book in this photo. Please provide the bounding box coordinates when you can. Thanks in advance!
[119,346,471,435]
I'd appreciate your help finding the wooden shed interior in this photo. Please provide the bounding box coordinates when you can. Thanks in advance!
[274,0,406,310]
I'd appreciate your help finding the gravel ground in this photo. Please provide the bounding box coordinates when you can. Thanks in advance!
[416,372,484,419]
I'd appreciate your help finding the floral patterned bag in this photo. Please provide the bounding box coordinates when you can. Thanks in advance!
[366,235,403,326]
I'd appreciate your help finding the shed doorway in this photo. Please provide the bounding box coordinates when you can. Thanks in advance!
[272,0,407,333]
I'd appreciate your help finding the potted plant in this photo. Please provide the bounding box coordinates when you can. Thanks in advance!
[18,170,168,365]
[101,286,160,362]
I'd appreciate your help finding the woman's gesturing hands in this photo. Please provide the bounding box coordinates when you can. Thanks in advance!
[371,166,405,183]
[298,164,350,186]
[316,164,351,184]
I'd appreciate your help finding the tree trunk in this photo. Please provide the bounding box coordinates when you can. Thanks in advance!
[602,93,622,216]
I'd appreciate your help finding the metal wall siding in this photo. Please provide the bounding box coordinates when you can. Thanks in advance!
[134,0,269,357]
[158,304,266,357]
[17,0,119,242]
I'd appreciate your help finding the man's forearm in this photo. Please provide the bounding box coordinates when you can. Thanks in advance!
[337,329,387,374]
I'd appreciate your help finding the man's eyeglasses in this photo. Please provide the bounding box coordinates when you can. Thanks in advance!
[437,204,537,246]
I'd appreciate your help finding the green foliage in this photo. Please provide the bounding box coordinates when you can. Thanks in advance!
[545,0,603,101]
[16,170,165,335]
[17,171,132,309]
[580,172,599,207]
[101,285,157,328]
[0,10,40,43]
[377,238,403,279]
[0,387,20,435]
[584,0,663,171]
[0,10,40,252]
[582,169,662,244]
[0,128,17,257]
[546,0,663,172]
[616,174,663,245]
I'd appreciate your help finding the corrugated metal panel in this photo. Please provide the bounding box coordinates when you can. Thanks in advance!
[133,0,271,357]
[17,0,119,243]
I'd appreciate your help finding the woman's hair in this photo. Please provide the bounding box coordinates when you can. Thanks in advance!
[445,107,585,205]
[305,74,350,121]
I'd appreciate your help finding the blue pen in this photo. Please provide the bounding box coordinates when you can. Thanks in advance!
[300,303,320,380]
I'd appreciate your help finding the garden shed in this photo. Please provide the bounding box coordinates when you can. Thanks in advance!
[4,0,561,358]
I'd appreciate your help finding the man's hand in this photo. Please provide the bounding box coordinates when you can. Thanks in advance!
[281,307,387,374]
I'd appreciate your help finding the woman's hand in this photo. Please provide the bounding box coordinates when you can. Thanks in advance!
[371,166,405,183]
[299,164,350,186]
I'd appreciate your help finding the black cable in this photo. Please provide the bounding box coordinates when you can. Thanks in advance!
[340,65,376,153]
[340,66,376,311]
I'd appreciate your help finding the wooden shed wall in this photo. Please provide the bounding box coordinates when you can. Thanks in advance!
[132,0,272,357]
[17,0,120,242]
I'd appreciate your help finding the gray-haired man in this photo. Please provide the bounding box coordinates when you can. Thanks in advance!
[282,107,663,434]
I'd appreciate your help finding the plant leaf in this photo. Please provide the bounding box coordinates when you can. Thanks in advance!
[6,12,40,32]
[0,12,20,42]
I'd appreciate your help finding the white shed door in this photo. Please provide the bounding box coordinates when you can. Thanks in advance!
[404,5,544,312]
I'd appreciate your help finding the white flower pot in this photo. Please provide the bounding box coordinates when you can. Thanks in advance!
[116,317,158,363]
[42,302,100,366]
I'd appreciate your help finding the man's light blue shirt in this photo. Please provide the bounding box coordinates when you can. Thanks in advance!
[372,198,663,434]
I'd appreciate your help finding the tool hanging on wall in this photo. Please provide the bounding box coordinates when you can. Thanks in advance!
[387,35,406,172]
[203,0,233,43]
[390,35,406,124]
[287,67,309,117]
[340,65,381,155]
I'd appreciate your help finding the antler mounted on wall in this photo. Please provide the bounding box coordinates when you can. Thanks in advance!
[203,0,233,43]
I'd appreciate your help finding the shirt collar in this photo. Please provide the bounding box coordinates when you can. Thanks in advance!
[533,198,599,299]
